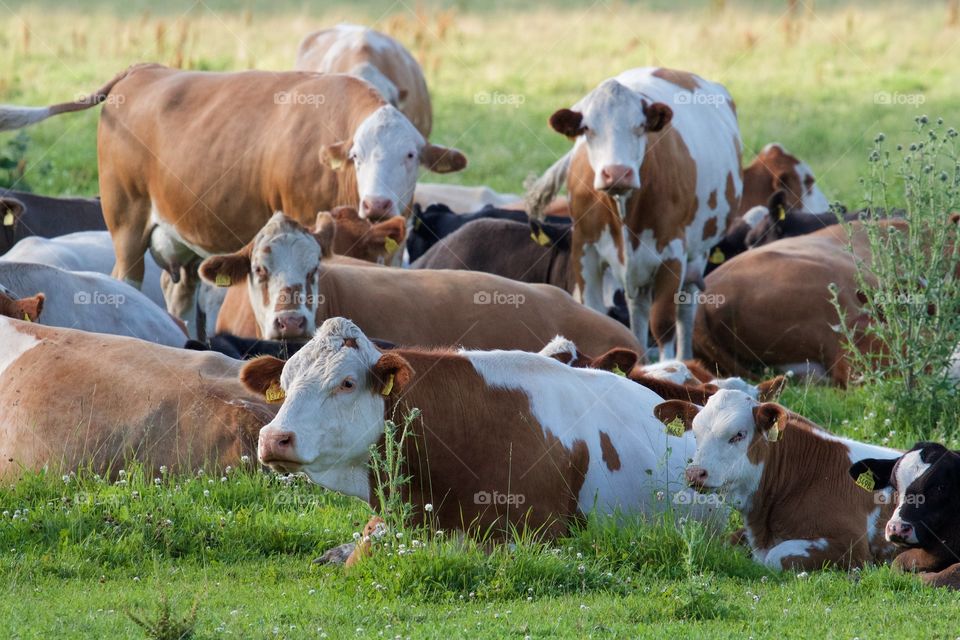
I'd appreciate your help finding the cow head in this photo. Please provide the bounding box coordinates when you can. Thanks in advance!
[199,212,332,340]
[850,443,960,550]
[655,389,788,508]
[743,143,829,215]
[549,79,672,196]
[319,105,466,221]
[239,317,413,498]
[0,284,44,322]
[324,206,407,264]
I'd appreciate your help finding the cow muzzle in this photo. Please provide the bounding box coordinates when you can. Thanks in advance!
[272,312,308,339]
[685,465,709,491]
[598,164,639,195]
[885,519,919,545]
[258,429,302,471]
[361,196,395,221]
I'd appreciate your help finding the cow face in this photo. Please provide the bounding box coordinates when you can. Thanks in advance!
[239,317,413,498]
[746,143,829,214]
[0,284,44,322]
[199,213,332,340]
[655,389,787,508]
[549,79,672,196]
[320,106,466,221]
[326,206,407,264]
[850,443,960,549]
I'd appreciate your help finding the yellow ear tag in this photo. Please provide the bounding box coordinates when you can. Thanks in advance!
[381,373,395,397]
[611,364,627,377]
[215,273,232,287]
[22,312,31,322]
[856,471,875,492]
[384,236,399,254]
[777,206,786,221]
[265,382,285,404]
[666,417,685,437]
[709,248,725,265]
[767,425,780,442]
[535,229,551,246]
[3,212,14,227]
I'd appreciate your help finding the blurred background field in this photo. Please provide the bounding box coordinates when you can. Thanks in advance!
[0,0,957,204]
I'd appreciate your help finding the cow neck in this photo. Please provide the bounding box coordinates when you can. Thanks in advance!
[315,264,341,321]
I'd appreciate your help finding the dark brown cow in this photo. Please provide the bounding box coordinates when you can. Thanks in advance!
[0,191,105,255]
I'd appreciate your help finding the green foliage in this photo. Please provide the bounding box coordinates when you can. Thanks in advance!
[125,593,198,640]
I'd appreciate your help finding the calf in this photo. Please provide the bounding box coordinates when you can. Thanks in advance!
[322,206,406,265]
[850,443,960,589]
[0,190,105,256]
[527,67,743,359]
[242,317,722,537]
[201,213,641,354]
[0,316,272,480]
[295,24,432,137]
[0,262,187,346]
[656,390,901,570]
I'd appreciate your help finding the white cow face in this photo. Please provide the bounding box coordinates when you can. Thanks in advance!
[795,160,830,213]
[199,213,331,340]
[320,105,467,221]
[656,389,788,508]
[240,317,413,498]
[549,79,673,195]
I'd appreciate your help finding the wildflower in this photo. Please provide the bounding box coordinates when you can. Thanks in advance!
[797,572,809,580]
[241,455,250,464]
[160,466,168,474]
[62,475,71,484]
[118,470,126,478]
[353,532,362,541]
[424,503,433,512]
[154,478,161,486]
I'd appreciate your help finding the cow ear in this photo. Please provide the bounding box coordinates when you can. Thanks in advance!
[753,403,788,442]
[642,101,673,132]
[756,375,787,402]
[766,190,789,224]
[654,400,700,432]
[420,144,467,174]
[313,211,337,256]
[240,355,286,398]
[15,293,44,322]
[590,348,639,376]
[371,352,414,397]
[1,197,25,227]
[367,217,406,257]
[549,108,586,138]
[849,457,898,491]
[320,141,351,171]
[198,244,252,287]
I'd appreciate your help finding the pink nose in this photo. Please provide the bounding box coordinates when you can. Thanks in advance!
[599,165,636,192]
[273,313,306,337]
[685,465,708,488]
[886,519,914,542]
[361,197,394,221]
[258,430,296,464]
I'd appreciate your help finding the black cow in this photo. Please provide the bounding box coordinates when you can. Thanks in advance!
[850,442,960,589]
[185,334,396,360]
[1,190,106,255]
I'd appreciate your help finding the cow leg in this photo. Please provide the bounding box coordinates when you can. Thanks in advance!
[921,563,960,589]
[161,266,202,339]
[675,281,697,360]
[649,259,684,361]
[578,245,607,312]
[625,286,652,356]
[103,194,151,289]
[893,548,952,574]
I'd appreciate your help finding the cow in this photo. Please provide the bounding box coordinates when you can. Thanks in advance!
[739,143,830,216]
[850,443,960,589]
[0,262,187,347]
[200,212,642,354]
[184,332,395,361]
[0,315,273,480]
[407,203,571,263]
[242,317,723,537]
[655,389,901,570]
[0,190,105,256]
[525,67,743,360]
[413,183,572,218]
[321,206,406,264]
[295,24,432,137]
[0,64,467,320]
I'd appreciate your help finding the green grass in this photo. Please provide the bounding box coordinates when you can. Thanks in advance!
[3,0,960,636]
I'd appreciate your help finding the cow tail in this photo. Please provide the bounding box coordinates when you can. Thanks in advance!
[523,148,573,222]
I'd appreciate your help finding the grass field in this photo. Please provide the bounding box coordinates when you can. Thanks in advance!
[3,0,960,637]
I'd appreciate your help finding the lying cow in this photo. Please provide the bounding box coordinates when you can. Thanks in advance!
[739,143,830,217]
[295,24,432,137]
[527,67,743,360]
[0,190,105,256]
[0,262,187,346]
[321,206,406,265]
[0,64,466,319]
[656,390,901,570]
[243,317,723,537]
[850,443,960,589]
[201,212,641,354]
[0,315,272,480]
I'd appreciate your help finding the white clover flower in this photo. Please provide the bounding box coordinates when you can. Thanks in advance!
[62,475,71,484]
[203,490,210,497]
[395,532,403,539]
[118,470,126,478]
[241,455,250,464]
[353,532,362,541]
[160,466,168,474]
[424,503,433,512]
[154,478,161,486]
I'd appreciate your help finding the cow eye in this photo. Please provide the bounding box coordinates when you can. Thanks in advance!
[253,265,267,281]
[406,151,415,160]
[338,378,355,392]
[728,431,747,444]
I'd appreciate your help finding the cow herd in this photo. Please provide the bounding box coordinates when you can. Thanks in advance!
[0,24,958,589]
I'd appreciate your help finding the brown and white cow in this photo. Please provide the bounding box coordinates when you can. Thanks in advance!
[739,143,830,217]
[320,206,406,264]
[201,212,642,353]
[295,24,432,138]
[0,64,466,317]
[656,389,901,570]
[242,317,723,537]
[526,67,742,360]
[0,315,272,480]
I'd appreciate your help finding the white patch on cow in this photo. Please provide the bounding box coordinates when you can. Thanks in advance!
[761,538,828,571]
[641,360,692,385]
[886,450,931,542]
[741,205,768,229]
[795,160,830,213]
[149,203,213,264]
[865,505,886,549]
[813,429,901,467]
[538,335,579,362]
[414,183,520,212]
[0,316,40,378]
[689,389,765,509]
[350,106,425,219]
[711,376,757,399]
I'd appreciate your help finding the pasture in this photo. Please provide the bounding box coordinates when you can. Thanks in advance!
[2,0,960,637]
